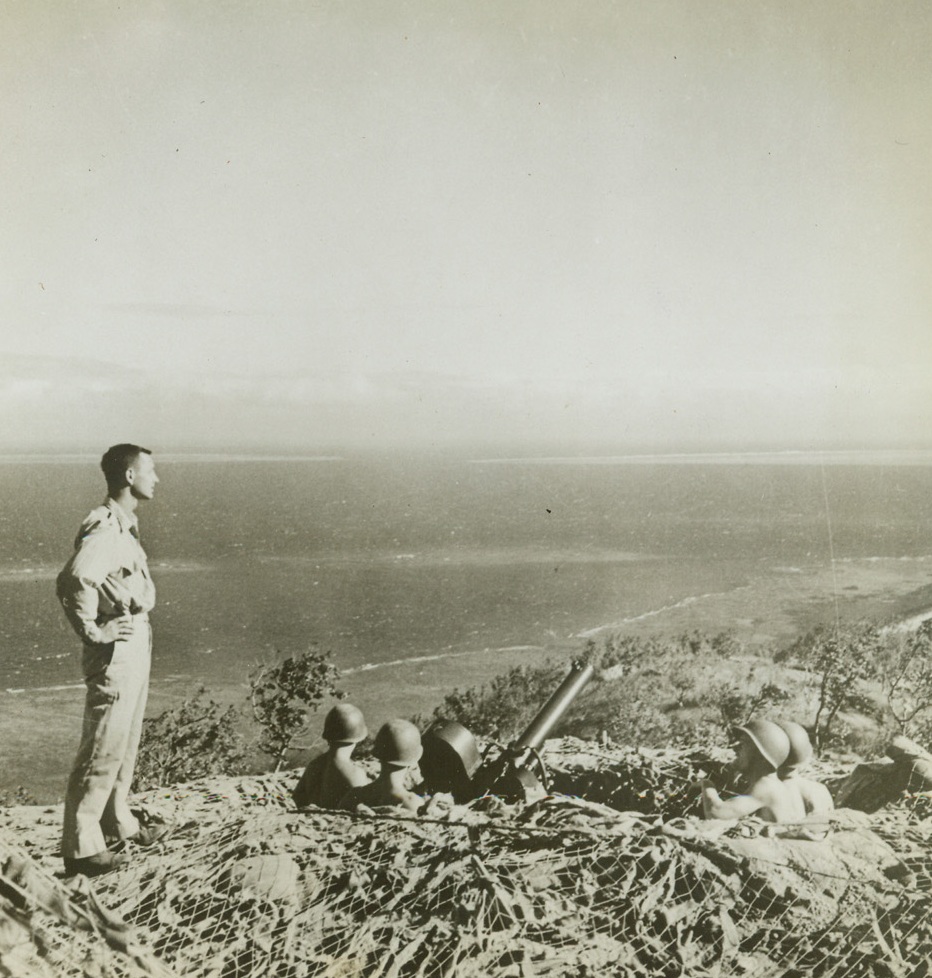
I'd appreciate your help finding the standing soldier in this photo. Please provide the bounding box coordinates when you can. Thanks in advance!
[57,444,163,877]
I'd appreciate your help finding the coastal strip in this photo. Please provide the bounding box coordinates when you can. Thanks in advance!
[342,644,544,675]
[577,585,753,639]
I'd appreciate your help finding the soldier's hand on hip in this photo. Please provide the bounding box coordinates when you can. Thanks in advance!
[99,615,136,644]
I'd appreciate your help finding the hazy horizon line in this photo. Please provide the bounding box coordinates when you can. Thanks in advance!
[3,447,932,466]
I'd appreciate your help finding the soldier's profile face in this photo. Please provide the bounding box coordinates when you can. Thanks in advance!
[129,453,159,500]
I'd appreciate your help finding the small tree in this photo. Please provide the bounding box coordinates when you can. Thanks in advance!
[710,680,790,734]
[133,686,248,791]
[878,620,932,739]
[790,622,883,750]
[249,649,344,771]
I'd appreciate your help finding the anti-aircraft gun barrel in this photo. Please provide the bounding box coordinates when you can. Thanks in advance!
[469,658,594,801]
[421,659,595,803]
[510,659,595,753]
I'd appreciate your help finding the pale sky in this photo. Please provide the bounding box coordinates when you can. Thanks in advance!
[1,0,929,453]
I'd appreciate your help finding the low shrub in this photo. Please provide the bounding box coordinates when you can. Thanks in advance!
[134,686,248,791]
[0,785,36,807]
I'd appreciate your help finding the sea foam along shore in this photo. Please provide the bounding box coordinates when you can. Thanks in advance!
[884,607,932,633]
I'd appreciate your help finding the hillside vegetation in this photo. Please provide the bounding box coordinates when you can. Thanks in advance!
[2,740,932,978]
[417,622,932,762]
[90,621,931,799]
[3,620,932,977]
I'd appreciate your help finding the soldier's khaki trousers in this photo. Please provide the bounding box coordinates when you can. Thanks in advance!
[61,616,151,859]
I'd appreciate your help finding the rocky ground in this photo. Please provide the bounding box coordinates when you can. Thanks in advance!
[2,738,931,978]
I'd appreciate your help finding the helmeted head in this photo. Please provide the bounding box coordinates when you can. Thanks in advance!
[322,704,368,744]
[732,718,792,773]
[777,720,814,777]
[420,721,482,800]
[373,719,423,768]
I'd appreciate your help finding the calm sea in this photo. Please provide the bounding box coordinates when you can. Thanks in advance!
[3,451,932,797]
[3,451,932,694]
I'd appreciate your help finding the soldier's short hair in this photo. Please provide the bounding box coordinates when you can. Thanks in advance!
[100,444,152,492]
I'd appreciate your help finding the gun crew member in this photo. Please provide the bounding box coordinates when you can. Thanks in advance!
[293,703,371,809]
[340,719,424,814]
[777,720,835,815]
[702,719,806,824]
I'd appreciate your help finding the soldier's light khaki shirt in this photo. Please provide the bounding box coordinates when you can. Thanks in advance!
[57,498,156,646]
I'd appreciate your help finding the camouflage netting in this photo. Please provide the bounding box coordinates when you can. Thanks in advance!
[2,740,931,978]
[0,840,174,978]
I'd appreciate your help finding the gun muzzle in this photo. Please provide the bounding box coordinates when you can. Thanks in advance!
[509,659,594,754]
[470,658,595,802]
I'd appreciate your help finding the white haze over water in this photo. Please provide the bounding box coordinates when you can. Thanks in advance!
[5,449,932,467]
[470,451,932,467]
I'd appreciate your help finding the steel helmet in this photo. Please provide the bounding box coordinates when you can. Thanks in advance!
[422,721,482,778]
[373,719,423,767]
[777,720,813,773]
[322,704,368,744]
[734,719,792,771]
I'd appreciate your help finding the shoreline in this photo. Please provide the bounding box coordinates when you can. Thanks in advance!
[13,561,932,701]
[884,608,932,633]
[5,563,932,803]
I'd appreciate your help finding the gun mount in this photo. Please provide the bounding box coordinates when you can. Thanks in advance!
[421,659,595,803]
